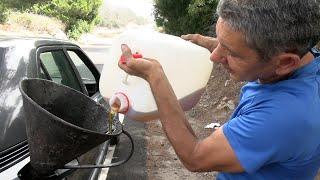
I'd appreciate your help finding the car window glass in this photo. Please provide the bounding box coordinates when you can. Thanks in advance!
[67,50,99,96]
[67,50,96,83]
[39,67,47,79]
[40,50,82,92]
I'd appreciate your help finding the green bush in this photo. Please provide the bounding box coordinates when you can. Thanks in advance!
[32,0,102,39]
[1,0,102,39]
[0,2,10,23]
[0,0,50,24]
[1,0,49,11]
[154,0,218,36]
[67,20,93,39]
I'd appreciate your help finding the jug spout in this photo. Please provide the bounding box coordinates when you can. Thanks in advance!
[109,92,130,113]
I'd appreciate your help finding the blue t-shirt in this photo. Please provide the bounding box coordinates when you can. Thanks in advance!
[218,55,320,179]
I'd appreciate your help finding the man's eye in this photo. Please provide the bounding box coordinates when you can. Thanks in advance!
[228,53,243,60]
[229,53,238,58]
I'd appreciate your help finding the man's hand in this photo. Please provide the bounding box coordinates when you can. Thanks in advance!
[181,34,218,52]
[118,44,164,82]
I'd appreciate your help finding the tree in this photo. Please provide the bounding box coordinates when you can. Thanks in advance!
[154,0,218,36]
[1,0,48,23]
[0,1,9,23]
[32,0,102,39]
[1,0,49,10]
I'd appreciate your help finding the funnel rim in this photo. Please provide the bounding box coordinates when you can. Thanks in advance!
[19,78,118,136]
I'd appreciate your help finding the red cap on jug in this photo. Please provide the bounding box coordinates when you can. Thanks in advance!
[119,53,143,64]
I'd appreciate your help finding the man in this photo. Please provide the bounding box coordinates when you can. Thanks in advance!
[118,0,320,179]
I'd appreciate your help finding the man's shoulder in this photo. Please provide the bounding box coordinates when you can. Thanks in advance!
[240,84,290,107]
[237,79,320,130]
[241,75,317,103]
[237,83,310,120]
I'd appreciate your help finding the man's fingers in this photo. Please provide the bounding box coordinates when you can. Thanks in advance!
[121,44,133,60]
[181,34,200,42]
[181,34,188,40]
[119,44,134,65]
[181,34,193,41]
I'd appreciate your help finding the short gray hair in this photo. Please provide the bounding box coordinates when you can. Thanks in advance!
[217,0,320,61]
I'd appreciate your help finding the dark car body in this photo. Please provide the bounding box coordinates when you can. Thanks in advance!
[0,36,110,179]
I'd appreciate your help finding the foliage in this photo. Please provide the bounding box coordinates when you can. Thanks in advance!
[0,2,10,23]
[31,0,102,39]
[1,0,102,39]
[154,0,218,36]
[1,0,52,11]
[67,20,93,39]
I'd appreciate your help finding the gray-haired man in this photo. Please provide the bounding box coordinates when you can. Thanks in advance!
[118,0,320,179]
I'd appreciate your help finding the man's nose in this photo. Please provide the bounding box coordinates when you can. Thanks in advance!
[210,44,228,64]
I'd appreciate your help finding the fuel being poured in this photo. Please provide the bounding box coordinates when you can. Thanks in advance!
[108,95,124,134]
[108,109,117,134]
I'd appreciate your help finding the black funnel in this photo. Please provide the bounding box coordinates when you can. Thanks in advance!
[19,78,122,176]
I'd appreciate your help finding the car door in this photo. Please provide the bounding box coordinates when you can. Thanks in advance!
[37,46,87,94]
[37,45,107,105]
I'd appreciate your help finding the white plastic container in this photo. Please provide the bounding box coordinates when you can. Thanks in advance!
[99,29,212,121]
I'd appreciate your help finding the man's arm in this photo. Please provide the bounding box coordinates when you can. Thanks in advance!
[148,69,244,172]
[119,44,243,172]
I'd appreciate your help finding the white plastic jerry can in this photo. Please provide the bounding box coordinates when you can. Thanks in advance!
[99,29,212,121]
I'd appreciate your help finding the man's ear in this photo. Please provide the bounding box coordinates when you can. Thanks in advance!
[275,53,301,76]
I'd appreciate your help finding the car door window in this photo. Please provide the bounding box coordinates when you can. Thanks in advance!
[67,50,98,96]
[40,50,82,92]
[67,50,95,82]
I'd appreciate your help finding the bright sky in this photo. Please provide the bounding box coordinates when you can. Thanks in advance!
[104,0,154,21]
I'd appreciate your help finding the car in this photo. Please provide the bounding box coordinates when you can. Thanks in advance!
[0,36,116,179]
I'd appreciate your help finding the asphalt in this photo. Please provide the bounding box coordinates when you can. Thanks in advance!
[106,118,147,180]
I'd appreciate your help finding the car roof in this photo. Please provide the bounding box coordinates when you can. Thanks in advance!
[0,36,78,48]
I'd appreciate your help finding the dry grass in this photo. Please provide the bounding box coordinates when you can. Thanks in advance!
[1,11,66,38]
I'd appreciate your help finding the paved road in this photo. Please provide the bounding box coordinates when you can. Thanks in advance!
[81,44,111,65]
[106,118,147,180]
[83,45,148,180]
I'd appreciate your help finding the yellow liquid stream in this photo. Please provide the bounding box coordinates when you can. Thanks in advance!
[108,106,119,134]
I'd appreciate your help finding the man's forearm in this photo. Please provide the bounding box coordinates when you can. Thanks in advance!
[147,70,198,166]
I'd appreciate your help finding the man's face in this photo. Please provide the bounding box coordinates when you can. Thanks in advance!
[211,18,276,82]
